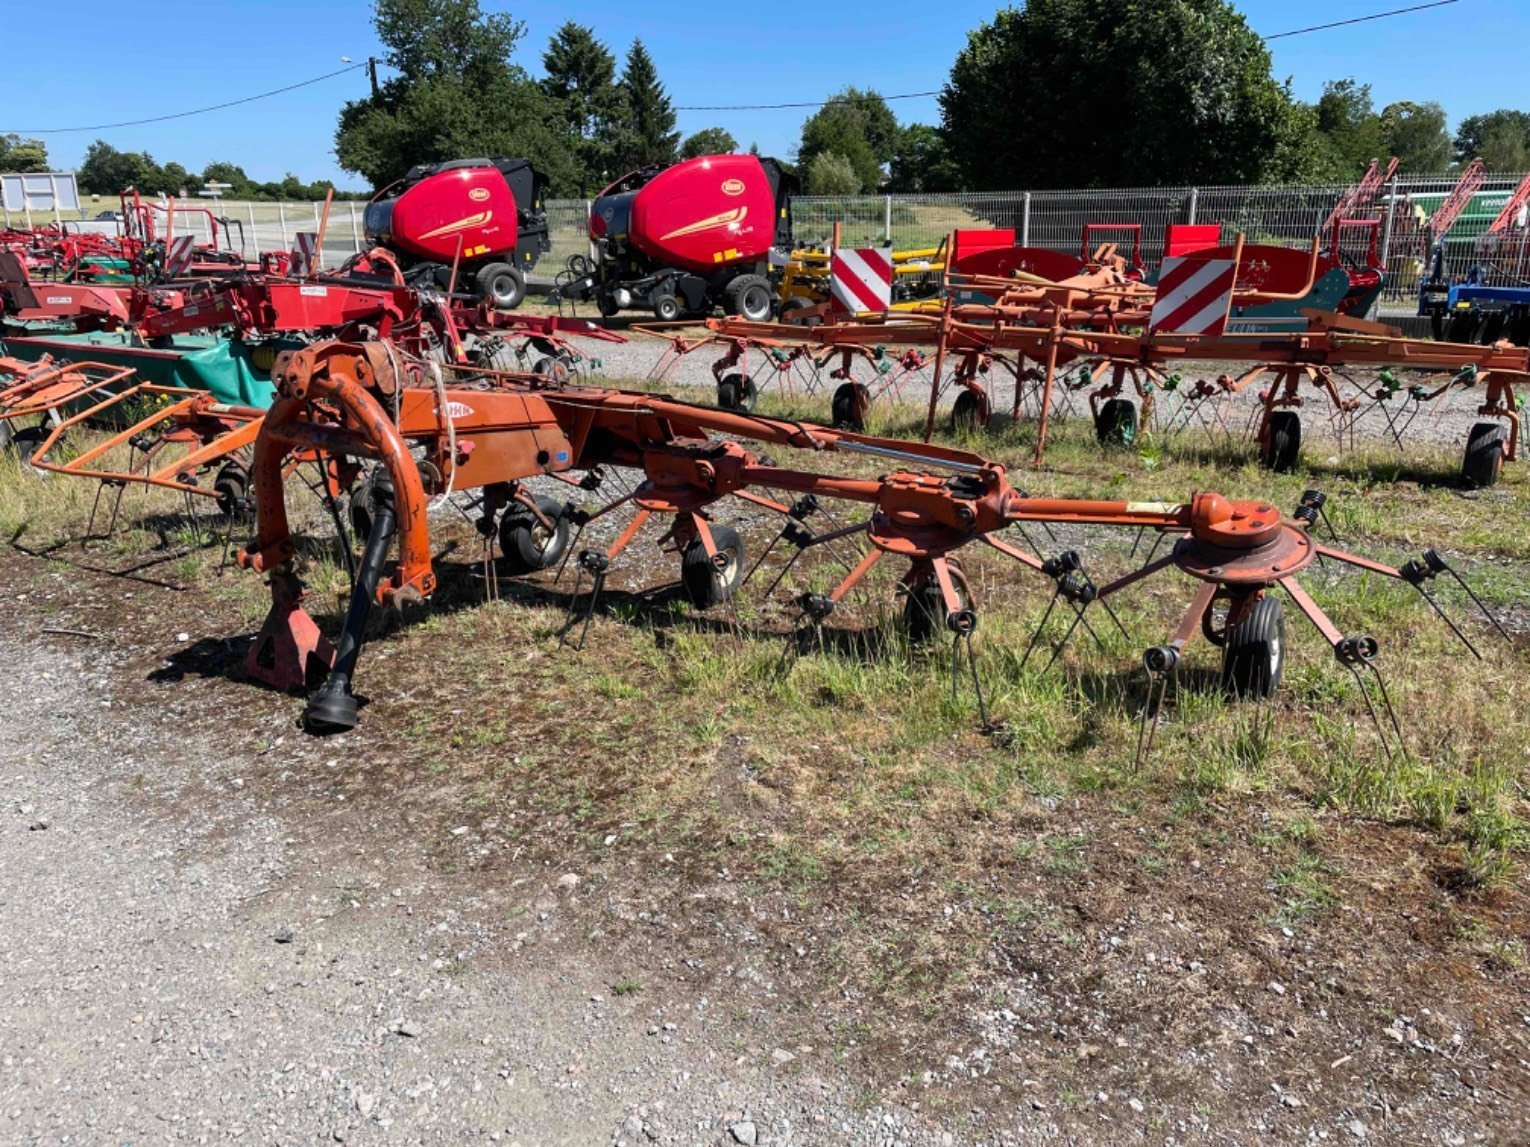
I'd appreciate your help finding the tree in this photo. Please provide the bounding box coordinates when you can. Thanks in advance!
[0,134,49,174]
[680,127,738,160]
[1377,101,1451,174]
[77,140,159,196]
[202,161,255,198]
[611,40,679,171]
[1455,109,1530,168]
[888,124,959,192]
[805,152,860,195]
[941,0,1294,189]
[798,88,898,192]
[540,22,622,192]
[335,0,574,192]
[1313,79,1385,174]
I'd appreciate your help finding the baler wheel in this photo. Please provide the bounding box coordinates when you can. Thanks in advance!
[652,292,682,322]
[476,263,526,310]
[725,275,774,322]
[499,495,571,574]
[950,389,988,432]
[1094,398,1137,447]
[681,525,744,608]
[901,566,973,645]
[1462,420,1505,488]
[1220,594,1285,700]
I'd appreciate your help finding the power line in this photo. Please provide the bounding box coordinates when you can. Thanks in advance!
[1264,0,1460,40]
[4,62,367,135]
[676,91,939,112]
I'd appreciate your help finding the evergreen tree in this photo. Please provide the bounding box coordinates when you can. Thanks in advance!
[540,22,621,192]
[613,40,679,171]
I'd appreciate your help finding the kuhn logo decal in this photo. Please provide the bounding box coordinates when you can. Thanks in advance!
[468,187,490,202]
[721,178,746,197]
[445,401,474,419]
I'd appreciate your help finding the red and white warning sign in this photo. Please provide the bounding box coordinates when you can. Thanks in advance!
[829,246,894,315]
[1148,255,1237,336]
[163,234,197,279]
[290,232,320,278]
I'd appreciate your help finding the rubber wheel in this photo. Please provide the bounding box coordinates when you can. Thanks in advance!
[680,524,744,609]
[1478,312,1506,345]
[950,389,988,433]
[1429,311,1444,341]
[498,494,571,574]
[532,356,570,384]
[1220,595,1285,700]
[652,292,681,322]
[1508,312,1530,347]
[724,275,774,322]
[6,425,48,461]
[1094,398,1137,447]
[901,567,972,645]
[213,462,250,516]
[1462,420,1505,488]
[716,372,758,413]
[1261,411,1301,472]
[1445,311,1479,344]
[780,297,820,327]
[596,292,621,319]
[475,263,525,310]
[831,382,871,431]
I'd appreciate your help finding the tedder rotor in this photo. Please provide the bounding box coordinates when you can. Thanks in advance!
[229,339,1505,752]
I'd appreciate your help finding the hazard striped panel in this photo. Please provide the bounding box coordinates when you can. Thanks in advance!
[829,246,894,316]
[290,232,320,278]
[162,235,197,279]
[1148,256,1237,337]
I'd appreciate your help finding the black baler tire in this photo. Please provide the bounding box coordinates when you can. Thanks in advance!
[1462,420,1505,488]
[1220,595,1285,700]
[1445,311,1479,344]
[724,275,773,322]
[680,524,744,609]
[1261,411,1301,472]
[475,263,525,310]
[652,292,681,322]
[716,373,758,413]
[498,495,571,574]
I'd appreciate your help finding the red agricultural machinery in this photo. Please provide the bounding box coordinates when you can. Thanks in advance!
[362,158,552,310]
[556,153,796,322]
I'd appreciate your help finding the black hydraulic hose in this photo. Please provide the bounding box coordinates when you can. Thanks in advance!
[303,478,398,733]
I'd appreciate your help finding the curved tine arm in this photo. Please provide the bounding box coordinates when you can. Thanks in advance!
[1092,545,1185,600]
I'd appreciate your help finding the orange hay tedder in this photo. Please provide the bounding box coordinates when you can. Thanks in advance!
[222,338,1503,756]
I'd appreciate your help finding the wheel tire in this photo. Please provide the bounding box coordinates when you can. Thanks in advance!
[901,567,972,645]
[1094,398,1138,447]
[532,355,570,384]
[831,382,871,431]
[1261,411,1301,472]
[680,524,744,609]
[498,494,571,574]
[1462,420,1506,488]
[724,275,774,322]
[1430,311,1444,341]
[213,462,250,516]
[652,292,682,322]
[716,372,759,413]
[1507,311,1530,347]
[1478,312,1506,345]
[950,389,988,433]
[1445,311,1479,344]
[475,263,525,310]
[596,291,621,319]
[1220,595,1285,700]
[780,296,820,327]
[6,425,48,461]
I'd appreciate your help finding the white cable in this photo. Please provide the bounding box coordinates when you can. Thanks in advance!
[426,358,457,509]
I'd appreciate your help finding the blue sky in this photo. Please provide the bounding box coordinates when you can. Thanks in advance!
[2,0,1524,189]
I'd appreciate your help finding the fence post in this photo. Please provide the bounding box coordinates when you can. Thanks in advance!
[1187,186,1199,226]
[278,201,288,251]
[1375,174,1401,317]
[350,202,362,254]
[247,203,259,256]
[884,195,892,244]
[1021,192,1031,248]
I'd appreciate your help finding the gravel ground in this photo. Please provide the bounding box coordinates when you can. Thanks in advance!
[0,621,978,1145]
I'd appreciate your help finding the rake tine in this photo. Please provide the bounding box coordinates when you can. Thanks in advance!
[1343,660,1404,762]
[1074,604,1110,653]
[1041,609,1087,675]
[1442,565,1513,644]
[554,520,587,585]
[1098,596,1132,643]
[1134,646,1181,772]
[1018,592,1061,672]
[1414,582,1482,660]
[951,627,992,731]
[572,565,606,652]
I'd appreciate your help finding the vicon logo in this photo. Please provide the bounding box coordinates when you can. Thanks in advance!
[721,178,746,197]
[468,187,491,202]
